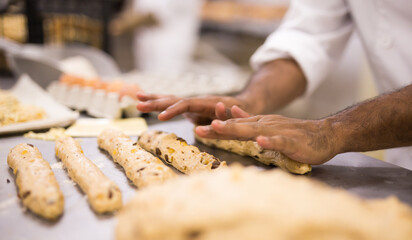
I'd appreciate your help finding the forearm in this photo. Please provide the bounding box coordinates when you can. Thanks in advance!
[326,84,412,154]
[236,59,307,114]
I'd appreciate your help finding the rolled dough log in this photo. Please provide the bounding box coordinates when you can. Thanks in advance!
[195,134,311,174]
[55,136,122,213]
[138,130,226,174]
[7,143,64,220]
[98,129,176,188]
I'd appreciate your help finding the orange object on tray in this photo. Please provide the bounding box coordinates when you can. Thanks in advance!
[58,74,142,100]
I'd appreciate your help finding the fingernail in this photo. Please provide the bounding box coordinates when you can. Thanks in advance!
[159,111,166,116]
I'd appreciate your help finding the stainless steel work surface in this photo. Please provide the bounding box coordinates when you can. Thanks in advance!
[1,118,412,240]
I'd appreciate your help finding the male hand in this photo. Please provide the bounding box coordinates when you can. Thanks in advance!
[137,93,250,125]
[195,114,338,165]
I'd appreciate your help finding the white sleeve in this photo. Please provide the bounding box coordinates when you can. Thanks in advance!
[250,0,353,96]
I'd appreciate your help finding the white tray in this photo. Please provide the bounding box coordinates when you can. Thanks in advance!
[0,75,79,134]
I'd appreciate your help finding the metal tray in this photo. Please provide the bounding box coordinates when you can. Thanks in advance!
[1,118,411,240]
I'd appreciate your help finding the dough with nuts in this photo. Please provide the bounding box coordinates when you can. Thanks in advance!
[138,130,226,174]
[195,134,311,174]
[55,136,122,213]
[116,165,412,240]
[98,129,176,188]
[0,90,46,126]
[7,143,64,220]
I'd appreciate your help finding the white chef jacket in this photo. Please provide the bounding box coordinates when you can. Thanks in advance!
[250,0,412,170]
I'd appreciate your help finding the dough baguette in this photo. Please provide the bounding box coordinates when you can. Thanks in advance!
[138,130,226,174]
[98,129,176,188]
[7,143,64,220]
[55,136,122,213]
[116,166,412,240]
[195,134,311,174]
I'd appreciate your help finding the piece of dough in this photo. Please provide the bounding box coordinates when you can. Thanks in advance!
[24,128,67,141]
[138,130,226,174]
[0,90,46,126]
[7,143,64,220]
[116,165,412,240]
[98,129,176,188]
[55,136,122,213]
[195,134,311,174]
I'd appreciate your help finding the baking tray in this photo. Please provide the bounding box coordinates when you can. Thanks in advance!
[1,118,411,240]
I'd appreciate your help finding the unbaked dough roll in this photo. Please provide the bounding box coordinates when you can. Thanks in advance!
[55,136,122,213]
[138,130,226,174]
[7,143,64,220]
[195,135,311,175]
[98,129,176,188]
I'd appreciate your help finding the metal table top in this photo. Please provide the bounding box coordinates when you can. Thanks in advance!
[1,118,412,240]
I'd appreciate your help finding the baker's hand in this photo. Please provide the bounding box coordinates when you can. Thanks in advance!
[195,114,338,165]
[137,93,250,125]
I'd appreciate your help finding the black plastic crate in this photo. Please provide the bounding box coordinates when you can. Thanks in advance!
[25,0,124,53]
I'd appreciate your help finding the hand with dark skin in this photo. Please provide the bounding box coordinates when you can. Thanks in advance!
[196,84,412,165]
[137,94,247,125]
[137,59,307,125]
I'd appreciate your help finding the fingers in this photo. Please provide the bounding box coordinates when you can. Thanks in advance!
[137,97,181,113]
[138,95,247,123]
[256,135,298,157]
[136,93,167,101]
[231,105,251,118]
[215,102,251,120]
[182,113,212,125]
[195,125,221,139]
[202,117,263,140]
[195,124,241,140]
[215,102,231,120]
[158,99,216,121]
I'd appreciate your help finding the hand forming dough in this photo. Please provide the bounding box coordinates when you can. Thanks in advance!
[98,129,176,188]
[138,130,226,174]
[55,136,122,213]
[116,165,412,240]
[195,134,311,174]
[7,143,64,220]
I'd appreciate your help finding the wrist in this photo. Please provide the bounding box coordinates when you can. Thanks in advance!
[236,59,307,115]
[321,116,349,156]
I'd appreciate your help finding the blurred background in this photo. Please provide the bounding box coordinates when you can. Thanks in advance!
[0,0,381,157]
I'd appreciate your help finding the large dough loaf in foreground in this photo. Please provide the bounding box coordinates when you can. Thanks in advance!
[7,143,64,220]
[195,134,311,174]
[138,130,226,174]
[98,129,176,188]
[117,166,412,240]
